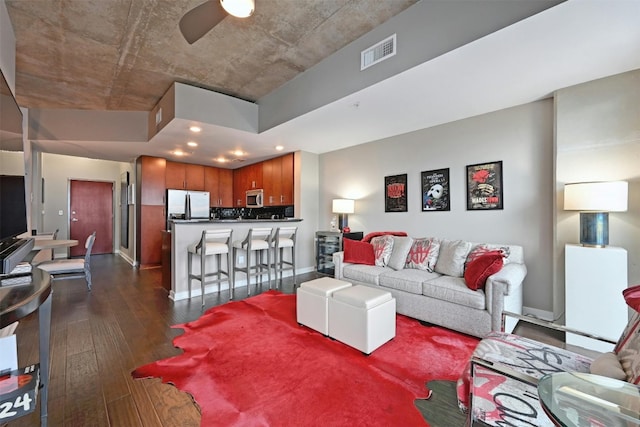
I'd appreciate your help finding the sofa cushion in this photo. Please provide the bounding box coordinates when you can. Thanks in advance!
[379,269,439,295]
[405,237,440,272]
[422,276,486,310]
[343,238,375,265]
[590,352,627,380]
[434,239,472,277]
[371,235,395,267]
[387,236,414,270]
[464,253,504,290]
[342,264,390,286]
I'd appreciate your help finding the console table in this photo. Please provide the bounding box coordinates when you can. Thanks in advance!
[0,268,52,425]
[538,372,640,427]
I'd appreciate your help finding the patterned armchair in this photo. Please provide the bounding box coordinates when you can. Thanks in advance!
[457,285,640,426]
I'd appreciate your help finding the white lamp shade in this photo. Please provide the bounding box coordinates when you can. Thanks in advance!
[332,199,355,214]
[220,0,255,18]
[564,181,628,212]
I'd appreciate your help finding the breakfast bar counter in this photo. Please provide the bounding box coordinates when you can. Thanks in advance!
[169,219,302,300]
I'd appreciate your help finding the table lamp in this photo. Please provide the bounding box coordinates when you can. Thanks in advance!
[564,181,628,247]
[332,199,354,231]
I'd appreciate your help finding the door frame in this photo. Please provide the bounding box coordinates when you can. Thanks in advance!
[68,178,116,255]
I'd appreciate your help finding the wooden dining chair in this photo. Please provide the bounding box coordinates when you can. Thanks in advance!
[37,231,96,290]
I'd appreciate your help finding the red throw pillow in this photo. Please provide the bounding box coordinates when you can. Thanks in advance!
[343,238,375,265]
[623,285,640,313]
[464,253,504,290]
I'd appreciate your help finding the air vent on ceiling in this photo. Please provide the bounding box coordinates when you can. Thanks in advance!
[361,34,396,71]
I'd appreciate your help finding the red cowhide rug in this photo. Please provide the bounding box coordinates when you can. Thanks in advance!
[132,291,478,426]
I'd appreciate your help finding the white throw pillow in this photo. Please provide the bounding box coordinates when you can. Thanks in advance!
[434,239,472,277]
[386,236,414,270]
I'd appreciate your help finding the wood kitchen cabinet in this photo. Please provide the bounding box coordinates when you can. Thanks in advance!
[166,161,205,190]
[135,156,167,267]
[137,156,166,205]
[233,162,263,207]
[205,166,233,207]
[139,205,165,265]
[263,153,294,206]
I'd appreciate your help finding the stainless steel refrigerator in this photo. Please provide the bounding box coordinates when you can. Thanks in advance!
[166,189,210,227]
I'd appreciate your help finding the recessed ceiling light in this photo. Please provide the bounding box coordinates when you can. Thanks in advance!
[187,141,198,147]
[216,157,227,163]
[275,145,284,151]
[233,150,244,157]
[174,150,186,156]
[189,126,201,133]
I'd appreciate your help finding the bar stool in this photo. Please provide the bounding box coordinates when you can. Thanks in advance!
[233,227,272,296]
[272,226,297,288]
[188,229,233,307]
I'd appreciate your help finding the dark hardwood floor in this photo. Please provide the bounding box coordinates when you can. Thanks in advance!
[6,254,572,427]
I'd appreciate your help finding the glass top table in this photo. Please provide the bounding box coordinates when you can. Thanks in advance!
[538,372,640,427]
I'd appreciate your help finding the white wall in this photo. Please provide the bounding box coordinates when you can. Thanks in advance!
[555,69,640,320]
[41,153,128,256]
[319,100,554,315]
[0,150,23,175]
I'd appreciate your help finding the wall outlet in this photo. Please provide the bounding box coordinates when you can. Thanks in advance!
[58,210,63,216]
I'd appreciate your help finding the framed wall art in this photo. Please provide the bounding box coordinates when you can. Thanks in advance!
[466,161,503,210]
[385,174,407,212]
[421,168,450,212]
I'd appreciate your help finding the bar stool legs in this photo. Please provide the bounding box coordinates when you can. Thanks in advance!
[272,226,297,289]
[233,228,273,297]
[187,229,233,307]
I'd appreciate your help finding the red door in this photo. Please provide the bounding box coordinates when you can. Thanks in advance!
[69,180,113,256]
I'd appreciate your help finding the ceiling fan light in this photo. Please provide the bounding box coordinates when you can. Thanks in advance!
[220,0,255,18]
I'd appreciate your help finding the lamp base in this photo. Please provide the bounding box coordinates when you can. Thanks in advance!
[580,212,608,247]
[338,214,348,231]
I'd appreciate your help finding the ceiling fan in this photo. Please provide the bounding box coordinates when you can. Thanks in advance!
[179,0,255,44]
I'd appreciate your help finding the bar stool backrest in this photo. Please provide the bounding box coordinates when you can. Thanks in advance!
[274,226,297,247]
[198,229,233,255]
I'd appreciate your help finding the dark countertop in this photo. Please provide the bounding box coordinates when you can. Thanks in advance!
[172,218,303,224]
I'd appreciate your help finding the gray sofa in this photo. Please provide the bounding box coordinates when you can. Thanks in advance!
[333,236,527,338]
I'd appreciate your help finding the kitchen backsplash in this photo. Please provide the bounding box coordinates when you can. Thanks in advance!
[211,205,294,220]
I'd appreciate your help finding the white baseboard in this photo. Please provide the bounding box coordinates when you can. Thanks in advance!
[117,251,136,267]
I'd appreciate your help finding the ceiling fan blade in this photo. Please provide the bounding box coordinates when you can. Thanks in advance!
[179,0,227,45]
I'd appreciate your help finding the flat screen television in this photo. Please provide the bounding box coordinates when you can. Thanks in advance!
[0,174,33,275]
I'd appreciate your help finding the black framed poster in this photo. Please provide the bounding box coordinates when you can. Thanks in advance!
[384,174,407,212]
[421,168,450,212]
[466,161,503,210]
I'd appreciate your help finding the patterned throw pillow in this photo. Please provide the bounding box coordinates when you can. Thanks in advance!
[371,235,395,267]
[405,238,440,272]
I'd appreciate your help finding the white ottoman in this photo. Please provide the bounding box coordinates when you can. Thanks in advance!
[297,277,352,335]
[328,285,396,354]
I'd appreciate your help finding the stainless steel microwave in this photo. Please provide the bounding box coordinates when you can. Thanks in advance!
[246,189,264,208]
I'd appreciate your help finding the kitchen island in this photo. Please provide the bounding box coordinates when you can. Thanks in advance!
[169,218,303,301]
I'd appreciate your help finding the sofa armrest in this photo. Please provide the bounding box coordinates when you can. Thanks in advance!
[486,263,527,296]
[332,251,351,279]
[485,263,526,332]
